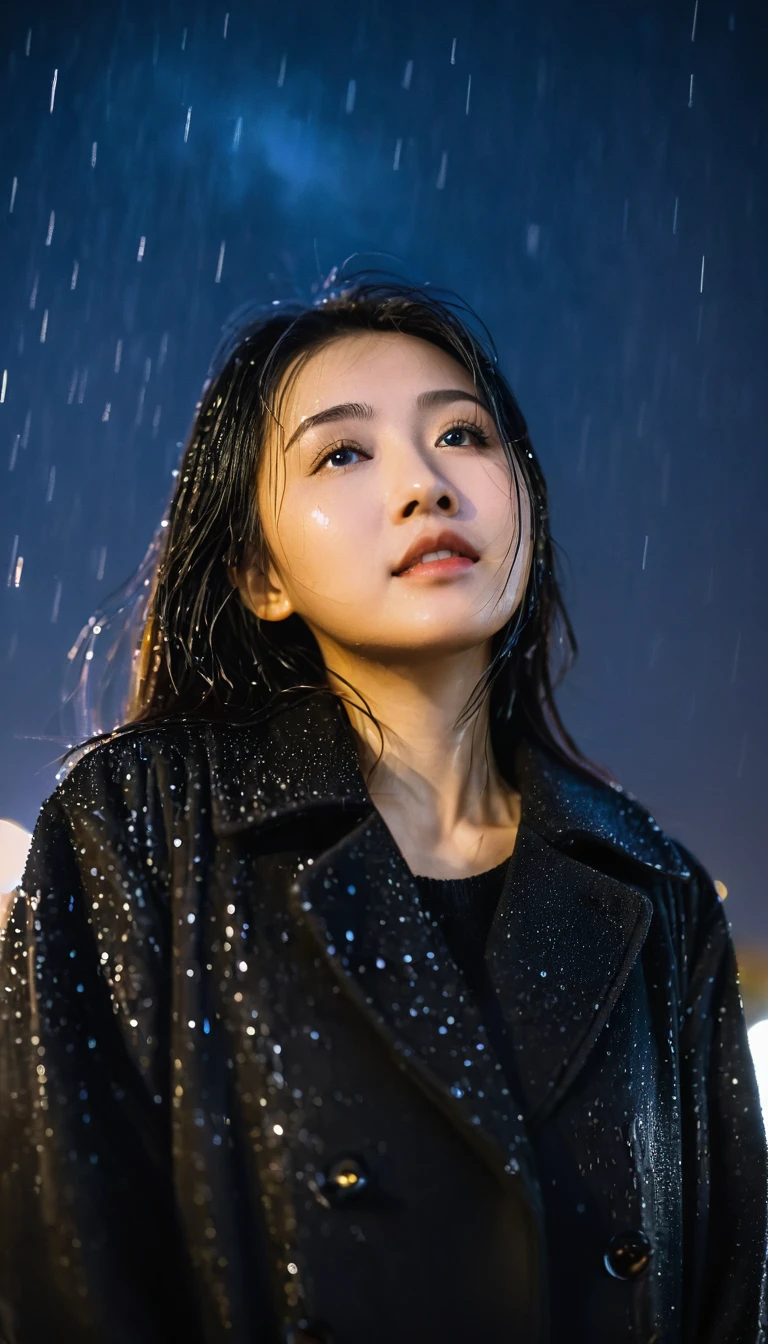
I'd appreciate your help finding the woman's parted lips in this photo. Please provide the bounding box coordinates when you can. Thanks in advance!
[392,528,480,575]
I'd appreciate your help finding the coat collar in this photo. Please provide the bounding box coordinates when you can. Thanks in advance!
[206,689,690,882]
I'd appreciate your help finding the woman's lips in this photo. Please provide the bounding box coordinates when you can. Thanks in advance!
[395,556,477,578]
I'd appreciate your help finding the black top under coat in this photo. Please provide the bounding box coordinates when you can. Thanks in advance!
[412,857,528,1117]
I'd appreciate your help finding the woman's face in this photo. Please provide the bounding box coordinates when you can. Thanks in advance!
[244,330,533,664]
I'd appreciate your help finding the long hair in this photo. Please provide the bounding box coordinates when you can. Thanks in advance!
[70,268,613,787]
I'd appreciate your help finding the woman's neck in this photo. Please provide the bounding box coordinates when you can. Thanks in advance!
[327,650,520,877]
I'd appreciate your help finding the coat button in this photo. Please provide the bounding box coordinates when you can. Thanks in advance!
[603,1229,653,1280]
[320,1155,369,1207]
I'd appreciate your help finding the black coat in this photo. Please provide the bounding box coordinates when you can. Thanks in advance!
[1,691,766,1344]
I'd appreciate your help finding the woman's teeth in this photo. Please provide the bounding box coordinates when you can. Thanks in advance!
[415,549,464,565]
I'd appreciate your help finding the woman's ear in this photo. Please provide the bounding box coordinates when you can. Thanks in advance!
[228,550,294,623]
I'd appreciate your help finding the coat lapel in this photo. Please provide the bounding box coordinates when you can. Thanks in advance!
[207,691,688,1174]
[485,821,653,1125]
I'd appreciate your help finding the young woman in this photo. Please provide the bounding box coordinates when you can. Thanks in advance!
[1,274,766,1344]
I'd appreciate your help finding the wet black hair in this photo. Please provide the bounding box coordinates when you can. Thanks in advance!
[70,267,613,787]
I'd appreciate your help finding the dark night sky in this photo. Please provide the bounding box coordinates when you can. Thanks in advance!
[1,0,766,941]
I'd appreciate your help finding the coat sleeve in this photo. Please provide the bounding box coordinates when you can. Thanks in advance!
[676,847,768,1343]
[0,747,203,1344]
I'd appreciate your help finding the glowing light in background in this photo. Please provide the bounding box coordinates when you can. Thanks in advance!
[0,820,32,934]
[748,1020,768,1121]
[0,819,31,892]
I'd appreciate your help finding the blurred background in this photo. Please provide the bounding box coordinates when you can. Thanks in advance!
[1,2,766,1055]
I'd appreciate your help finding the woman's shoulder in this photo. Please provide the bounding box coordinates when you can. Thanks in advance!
[22,721,218,901]
[48,718,212,822]
[42,697,357,837]
[523,740,726,957]
[520,738,694,880]
[586,771,728,965]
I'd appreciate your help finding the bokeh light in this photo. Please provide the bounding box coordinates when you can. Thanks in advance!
[0,819,32,894]
[747,1019,768,1121]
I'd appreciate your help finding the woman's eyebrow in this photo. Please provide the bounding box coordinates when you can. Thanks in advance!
[283,389,492,453]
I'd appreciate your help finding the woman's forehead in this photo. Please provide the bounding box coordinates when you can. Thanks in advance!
[273,331,477,428]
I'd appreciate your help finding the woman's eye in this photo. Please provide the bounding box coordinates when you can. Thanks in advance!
[313,444,362,472]
[439,422,491,448]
